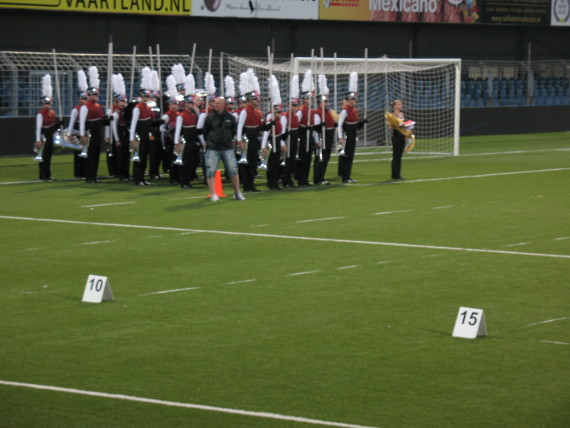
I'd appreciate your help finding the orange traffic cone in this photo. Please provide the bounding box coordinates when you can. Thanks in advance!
[209,170,228,197]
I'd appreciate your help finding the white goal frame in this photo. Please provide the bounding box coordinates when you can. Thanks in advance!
[293,57,462,156]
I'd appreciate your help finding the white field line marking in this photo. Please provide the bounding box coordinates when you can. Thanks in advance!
[144,235,162,239]
[356,168,570,186]
[0,380,380,428]
[81,202,136,208]
[1,215,570,260]
[554,237,569,241]
[432,206,453,210]
[226,279,256,285]
[503,242,530,247]
[169,196,210,201]
[377,260,398,264]
[539,340,569,345]
[178,232,199,235]
[80,240,115,246]
[296,216,346,224]
[139,287,201,296]
[527,317,569,327]
[373,210,412,215]
[288,271,319,276]
[338,265,358,270]
[352,147,570,160]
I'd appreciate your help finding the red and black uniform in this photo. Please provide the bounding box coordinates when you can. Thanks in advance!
[69,104,86,178]
[148,103,163,179]
[162,109,179,181]
[281,109,299,187]
[130,101,153,185]
[113,105,130,181]
[338,103,359,181]
[262,113,284,190]
[313,106,336,184]
[179,108,199,187]
[83,100,104,182]
[239,104,263,192]
[36,107,57,180]
[297,103,316,186]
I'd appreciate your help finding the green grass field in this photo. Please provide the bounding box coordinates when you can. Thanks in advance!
[1,133,569,428]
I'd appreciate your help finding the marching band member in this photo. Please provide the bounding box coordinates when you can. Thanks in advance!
[34,74,58,181]
[172,63,186,113]
[281,74,299,188]
[79,66,105,183]
[110,74,129,182]
[237,68,263,193]
[297,70,317,187]
[148,70,163,180]
[387,99,415,180]
[129,67,154,186]
[162,75,180,183]
[337,72,366,183]
[66,70,88,178]
[312,74,336,185]
[260,75,287,190]
[174,92,199,189]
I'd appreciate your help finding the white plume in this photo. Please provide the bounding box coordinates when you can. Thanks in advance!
[77,70,88,92]
[171,63,186,84]
[246,68,257,94]
[239,70,249,96]
[166,75,177,98]
[41,74,52,98]
[204,72,216,95]
[269,74,281,106]
[112,73,126,96]
[318,74,329,95]
[348,72,358,93]
[253,74,260,94]
[224,75,236,98]
[301,69,313,93]
[290,74,299,100]
[185,73,195,95]
[88,66,100,89]
[140,67,152,90]
[150,70,160,92]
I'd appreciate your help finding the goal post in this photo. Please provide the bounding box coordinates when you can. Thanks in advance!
[227,55,461,156]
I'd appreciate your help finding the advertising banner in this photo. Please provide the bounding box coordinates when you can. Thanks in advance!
[192,0,319,19]
[319,0,480,23]
[551,0,570,25]
[480,0,550,25]
[0,0,191,15]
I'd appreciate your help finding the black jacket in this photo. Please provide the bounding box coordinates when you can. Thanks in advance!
[203,110,237,151]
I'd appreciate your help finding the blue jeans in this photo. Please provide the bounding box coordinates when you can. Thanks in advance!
[204,148,238,178]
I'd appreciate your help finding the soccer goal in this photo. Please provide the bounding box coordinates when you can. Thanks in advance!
[227,55,461,156]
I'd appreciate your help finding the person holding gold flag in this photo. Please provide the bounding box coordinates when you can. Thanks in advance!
[385,99,415,180]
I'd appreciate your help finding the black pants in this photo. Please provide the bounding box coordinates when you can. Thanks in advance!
[297,126,313,185]
[85,121,102,182]
[282,131,298,187]
[116,126,130,180]
[313,128,334,184]
[132,121,151,184]
[391,131,406,179]
[38,128,54,180]
[239,132,260,191]
[148,129,162,178]
[338,125,357,181]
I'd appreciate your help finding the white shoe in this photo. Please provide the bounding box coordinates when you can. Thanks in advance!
[234,192,245,201]
[210,194,219,202]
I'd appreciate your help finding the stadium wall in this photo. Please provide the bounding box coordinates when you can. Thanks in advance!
[1,10,569,60]
[3,106,570,156]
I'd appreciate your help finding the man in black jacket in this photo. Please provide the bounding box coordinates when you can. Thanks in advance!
[203,97,245,201]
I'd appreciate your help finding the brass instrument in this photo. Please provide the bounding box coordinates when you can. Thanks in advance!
[237,135,249,165]
[79,130,90,158]
[259,142,271,170]
[173,135,186,166]
[33,135,45,162]
[56,130,84,151]
[130,133,141,162]
[295,137,301,161]
[280,142,287,166]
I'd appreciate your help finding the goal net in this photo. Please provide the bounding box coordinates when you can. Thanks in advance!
[227,55,461,156]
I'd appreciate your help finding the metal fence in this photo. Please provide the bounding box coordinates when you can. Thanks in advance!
[1,51,569,118]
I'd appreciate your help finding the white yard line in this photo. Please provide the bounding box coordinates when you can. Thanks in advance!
[288,271,320,276]
[553,237,569,241]
[539,340,569,345]
[503,242,530,247]
[226,279,256,285]
[296,217,346,224]
[80,240,115,246]
[138,287,201,296]
[1,215,569,260]
[356,168,570,186]
[338,265,358,270]
[527,317,569,327]
[0,380,380,428]
[373,210,412,216]
[81,202,136,208]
